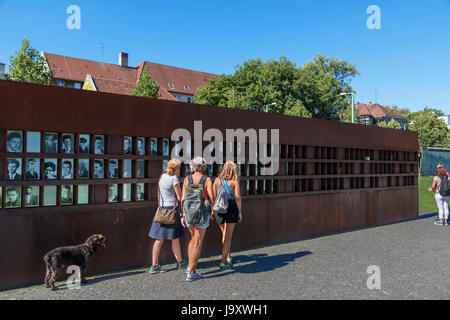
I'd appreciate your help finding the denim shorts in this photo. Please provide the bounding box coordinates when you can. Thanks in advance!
[186,215,210,229]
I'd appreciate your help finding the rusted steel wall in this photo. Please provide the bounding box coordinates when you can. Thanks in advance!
[0,81,418,290]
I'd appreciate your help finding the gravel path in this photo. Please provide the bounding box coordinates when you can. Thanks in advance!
[1,212,449,300]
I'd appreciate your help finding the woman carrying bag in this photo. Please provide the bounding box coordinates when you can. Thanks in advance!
[148,158,187,273]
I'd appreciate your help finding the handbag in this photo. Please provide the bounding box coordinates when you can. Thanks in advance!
[153,177,176,225]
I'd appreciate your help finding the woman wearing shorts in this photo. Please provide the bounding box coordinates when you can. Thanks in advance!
[181,157,214,281]
[212,161,242,270]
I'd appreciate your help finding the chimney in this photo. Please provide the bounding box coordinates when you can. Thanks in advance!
[119,52,128,67]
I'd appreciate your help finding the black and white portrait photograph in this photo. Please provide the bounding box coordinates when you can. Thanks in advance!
[7,130,23,153]
[123,183,131,202]
[137,137,145,155]
[94,135,104,155]
[124,136,132,155]
[79,134,90,153]
[5,186,21,208]
[25,186,39,207]
[61,185,73,205]
[62,134,74,154]
[94,159,104,179]
[162,138,170,156]
[78,159,89,179]
[61,159,74,179]
[44,159,57,180]
[150,138,158,155]
[78,184,89,204]
[45,132,58,153]
[43,185,57,206]
[136,183,145,201]
[108,184,118,203]
[123,159,132,178]
[137,160,145,178]
[26,131,41,153]
[26,158,40,180]
[109,159,118,178]
[6,158,22,181]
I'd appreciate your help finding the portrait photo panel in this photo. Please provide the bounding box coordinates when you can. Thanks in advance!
[6,158,22,181]
[45,132,58,153]
[25,185,39,207]
[5,186,21,208]
[44,159,58,180]
[62,133,75,154]
[61,185,73,205]
[26,158,40,180]
[79,134,90,154]
[78,159,89,179]
[7,130,23,153]
[61,159,74,179]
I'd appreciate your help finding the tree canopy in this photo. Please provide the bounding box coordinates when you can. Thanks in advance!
[8,39,54,85]
[131,67,160,99]
[378,118,402,129]
[194,54,359,120]
[408,108,448,147]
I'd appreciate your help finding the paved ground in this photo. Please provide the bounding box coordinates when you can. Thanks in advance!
[1,212,449,300]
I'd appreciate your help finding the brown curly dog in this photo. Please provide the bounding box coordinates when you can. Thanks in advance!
[43,234,107,291]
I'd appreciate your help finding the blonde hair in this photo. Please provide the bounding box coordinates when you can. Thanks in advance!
[219,161,239,181]
[166,158,181,175]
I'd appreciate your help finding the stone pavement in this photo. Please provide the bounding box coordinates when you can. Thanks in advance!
[1,212,449,300]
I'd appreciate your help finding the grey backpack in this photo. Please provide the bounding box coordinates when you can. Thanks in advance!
[213,179,233,214]
[183,175,209,226]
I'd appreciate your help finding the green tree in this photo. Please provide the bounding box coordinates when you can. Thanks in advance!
[131,67,160,98]
[8,39,54,85]
[408,108,449,147]
[194,55,358,119]
[386,105,410,118]
[378,118,402,129]
[296,54,359,120]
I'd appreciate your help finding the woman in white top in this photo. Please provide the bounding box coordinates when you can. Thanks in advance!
[429,164,449,225]
[148,158,186,273]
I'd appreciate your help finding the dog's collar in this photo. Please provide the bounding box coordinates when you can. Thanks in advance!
[84,243,94,255]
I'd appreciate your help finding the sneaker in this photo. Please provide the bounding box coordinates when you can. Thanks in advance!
[444,221,449,226]
[219,261,234,270]
[434,221,444,225]
[186,266,190,274]
[177,261,187,270]
[149,265,166,274]
[186,271,203,282]
[227,257,233,264]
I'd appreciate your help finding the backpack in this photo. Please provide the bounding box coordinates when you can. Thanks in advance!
[439,175,450,197]
[183,175,209,226]
[213,179,232,213]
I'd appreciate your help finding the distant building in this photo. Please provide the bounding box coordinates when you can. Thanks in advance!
[0,63,5,80]
[438,115,450,129]
[42,52,217,102]
[354,102,408,129]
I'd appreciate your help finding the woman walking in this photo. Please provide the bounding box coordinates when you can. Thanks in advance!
[181,157,214,281]
[429,164,449,225]
[148,158,186,273]
[212,161,242,270]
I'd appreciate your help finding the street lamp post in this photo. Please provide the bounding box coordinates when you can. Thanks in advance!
[340,92,355,123]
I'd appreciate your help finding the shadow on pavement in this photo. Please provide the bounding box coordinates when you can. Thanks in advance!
[200,251,312,278]
[55,270,146,290]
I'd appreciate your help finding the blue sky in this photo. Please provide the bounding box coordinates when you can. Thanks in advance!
[0,0,449,114]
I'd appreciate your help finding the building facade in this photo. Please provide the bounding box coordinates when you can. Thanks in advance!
[42,52,217,102]
[355,102,408,129]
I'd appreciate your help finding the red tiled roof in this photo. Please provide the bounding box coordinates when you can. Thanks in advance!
[137,61,217,95]
[44,52,217,99]
[44,53,138,83]
[355,102,405,119]
[89,76,178,101]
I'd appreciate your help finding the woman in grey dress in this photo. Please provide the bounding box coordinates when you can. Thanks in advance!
[148,158,186,273]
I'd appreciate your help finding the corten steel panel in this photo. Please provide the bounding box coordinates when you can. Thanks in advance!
[0,80,419,290]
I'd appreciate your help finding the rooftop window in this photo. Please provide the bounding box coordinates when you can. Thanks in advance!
[168,83,175,89]
[184,85,190,91]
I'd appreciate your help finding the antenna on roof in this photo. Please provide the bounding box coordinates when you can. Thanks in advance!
[99,42,104,59]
